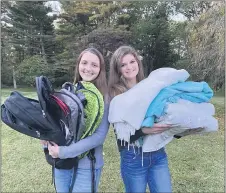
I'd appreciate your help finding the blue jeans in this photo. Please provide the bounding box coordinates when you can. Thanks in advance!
[54,167,102,193]
[120,146,172,193]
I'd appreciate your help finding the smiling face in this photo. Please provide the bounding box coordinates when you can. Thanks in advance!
[78,51,101,82]
[120,54,139,82]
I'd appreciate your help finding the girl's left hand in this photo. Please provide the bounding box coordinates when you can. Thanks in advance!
[48,142,59,158]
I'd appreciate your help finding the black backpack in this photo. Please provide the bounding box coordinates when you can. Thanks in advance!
[1,91,66,145]
[1,76,97,193]
[35,76,86,169]
[2,76,86,167]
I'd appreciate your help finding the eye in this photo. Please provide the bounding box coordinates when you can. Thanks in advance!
[81,60,87,65]
[121,63,125,67]
[131,60,135,63]
[92,63,98,67]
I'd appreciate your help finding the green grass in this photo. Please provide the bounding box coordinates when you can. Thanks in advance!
[1,88,225,192]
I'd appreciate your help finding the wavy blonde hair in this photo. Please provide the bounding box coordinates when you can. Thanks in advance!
[108,46,145,100]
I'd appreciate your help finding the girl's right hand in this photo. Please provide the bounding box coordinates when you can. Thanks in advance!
[141,123,173,134]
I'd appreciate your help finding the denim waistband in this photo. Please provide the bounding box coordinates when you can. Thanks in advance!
[120,143,164,154]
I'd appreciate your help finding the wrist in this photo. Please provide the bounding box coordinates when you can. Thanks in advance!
[141,127,152,134]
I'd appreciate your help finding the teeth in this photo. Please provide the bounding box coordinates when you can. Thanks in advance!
[126,70,135,73]
[84,72,93,76]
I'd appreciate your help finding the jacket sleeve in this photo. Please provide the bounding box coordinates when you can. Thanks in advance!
[58,104,110,159]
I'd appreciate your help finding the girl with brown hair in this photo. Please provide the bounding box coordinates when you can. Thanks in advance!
[42,47,109,193]
[108,45,172,193]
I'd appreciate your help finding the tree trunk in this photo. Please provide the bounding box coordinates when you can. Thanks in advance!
[12,65,17,89]
[41,40,47,64]
[40,24,48,65]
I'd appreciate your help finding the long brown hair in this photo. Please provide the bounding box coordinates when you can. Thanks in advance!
[108,46,145,100]
[74,48,108,98]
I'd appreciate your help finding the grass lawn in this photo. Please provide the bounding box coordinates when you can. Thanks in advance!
[1,88,225,192]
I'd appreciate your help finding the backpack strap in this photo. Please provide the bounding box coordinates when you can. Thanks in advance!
[62,82,75,93]
[75,81,85,91]
[52,159,57,193]
[51,159,78,193]
[35,76,54,117]
[76,92,87,107]
[69,162,79,193]
[87,149,96,193]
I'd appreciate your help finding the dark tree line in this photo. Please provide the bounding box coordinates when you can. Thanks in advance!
[1,1,223,90]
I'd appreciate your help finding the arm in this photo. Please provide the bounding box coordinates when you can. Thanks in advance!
[58,104,110,159]
[129,124,173,143]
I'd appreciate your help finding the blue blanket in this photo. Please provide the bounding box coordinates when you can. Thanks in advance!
[141,81,213,127]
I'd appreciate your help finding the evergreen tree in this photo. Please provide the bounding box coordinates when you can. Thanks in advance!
[2,1,57,86]
[131,3,178,75]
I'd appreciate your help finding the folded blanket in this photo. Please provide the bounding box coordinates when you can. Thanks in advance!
[142,99,218,152]
[141,126,204,152]
[109,68,218,150]
[157,99,218,132]
[140,126,188,152]
[141,81,214,127]
[109,68,190,142]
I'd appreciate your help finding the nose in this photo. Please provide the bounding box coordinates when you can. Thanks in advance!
[84,63,92,72]
[126,63,132,70]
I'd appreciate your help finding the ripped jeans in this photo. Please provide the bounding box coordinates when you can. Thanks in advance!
[120,146,172,193]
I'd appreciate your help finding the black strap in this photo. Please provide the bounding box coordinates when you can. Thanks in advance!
[91,159,95,193]
[52,158,78,193]
[69,165,78,193]
[52,159,57,193]
[51,151,92,193]
[75,81,85,91]
[87,149,96,193]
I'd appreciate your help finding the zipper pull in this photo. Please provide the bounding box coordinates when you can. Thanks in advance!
[36,131,40,138]
[42,110,46,118]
